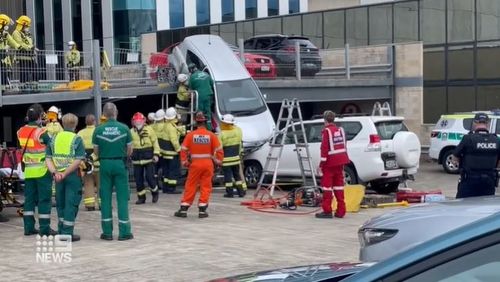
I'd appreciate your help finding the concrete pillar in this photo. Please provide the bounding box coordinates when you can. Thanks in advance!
[157,0,170,30]
[43,0,55,50]
[279,0,288,15]
[61,0,73,46]
[257,0,268,17]
[235,0,245,21]
[25,0,37,45]
[102,0,114,66]
[211,0,222,24]
[81,0,93,66]
[185,0,196,27]
[300,0,308,12]
[141,33,157,65]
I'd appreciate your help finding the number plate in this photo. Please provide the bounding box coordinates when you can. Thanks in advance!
[385,159,398,169]
[261,65,270,72]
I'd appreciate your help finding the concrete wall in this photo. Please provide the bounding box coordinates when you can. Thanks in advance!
[308,0,360,11]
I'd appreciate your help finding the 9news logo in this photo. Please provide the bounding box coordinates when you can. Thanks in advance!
[35,234,72,263]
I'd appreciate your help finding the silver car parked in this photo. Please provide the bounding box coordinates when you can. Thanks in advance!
[358,196,500,262]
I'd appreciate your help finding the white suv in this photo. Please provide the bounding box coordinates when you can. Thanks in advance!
[243,116,421,194]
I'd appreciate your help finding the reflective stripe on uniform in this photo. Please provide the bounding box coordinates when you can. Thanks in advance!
[320,157,327,161]
[191,154,212,159]
[118,220,129,224]
[225,182,233,188]
[333,186,344,191]
[101,218,112,222]
[181,202,190,207]
[198,203,208,207]
[83,197,95,204]
[326,127,347,155]
[137,190,147,196]
[63,220,75,226]
[39,214,51,219]
[322,187,332,191]
[151,186,159,192]
[167,179,177,185]
[23,211,35,216]
[59,217,64,222]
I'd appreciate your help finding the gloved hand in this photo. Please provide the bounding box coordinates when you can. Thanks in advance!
[153,155,159,163]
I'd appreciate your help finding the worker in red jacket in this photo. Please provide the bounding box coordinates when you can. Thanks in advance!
[316,110,350,219]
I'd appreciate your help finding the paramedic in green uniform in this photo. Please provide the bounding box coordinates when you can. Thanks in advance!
[92,102,134,241]
[45,113,85,241]
[188,63,214,130]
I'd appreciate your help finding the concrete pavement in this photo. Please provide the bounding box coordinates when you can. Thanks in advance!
[0,161,467,281]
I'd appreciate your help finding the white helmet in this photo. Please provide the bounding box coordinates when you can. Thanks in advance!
[48,106,59,113]
[222,114,235,124]
[147,112,155,121]
[177,73,188,83]
[165,107,177,120]
[154,109,166,121]
[68,41,75,46]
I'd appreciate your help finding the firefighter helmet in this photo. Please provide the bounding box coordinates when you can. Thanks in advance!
[177,73,188,83]
[0,14,12,26]
[16,15,31,27]
[165,107,177,120]
[222,114,235,125]
[154,109,166,121]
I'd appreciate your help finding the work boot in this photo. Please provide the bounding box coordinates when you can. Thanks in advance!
[152,192,159,203]
[198,206,209,218]
[223,187,234,198]
[118,234,134,241]
[315,212,333,219]
[237,188,246,198]
[334,213,345,219]
[48,229,58,236]
[174,206,189,218]
[135,195,146,205]
[100,234,113,241]
[0,213,9,222]
[24,229,39,236]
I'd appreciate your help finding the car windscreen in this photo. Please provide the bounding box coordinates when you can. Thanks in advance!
[375,120,408,140]
[216,79,267,116]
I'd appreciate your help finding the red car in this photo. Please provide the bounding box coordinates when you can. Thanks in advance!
[150,42,277,80]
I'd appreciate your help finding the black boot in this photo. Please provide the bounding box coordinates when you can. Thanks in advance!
[174,206,189,218]
[152,192,159,203]
[198,206,209,218]
[237,188,246,198]
[315,212,333,219]
[135,195,146,205]
[223,187,234,198]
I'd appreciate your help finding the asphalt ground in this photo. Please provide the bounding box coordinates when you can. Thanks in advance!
[0,160,470,281]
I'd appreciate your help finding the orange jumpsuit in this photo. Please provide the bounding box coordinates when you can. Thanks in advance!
[180,126,223,207]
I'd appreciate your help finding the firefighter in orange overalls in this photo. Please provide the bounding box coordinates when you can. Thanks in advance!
[174,112,223,218]
[316,110,350,219]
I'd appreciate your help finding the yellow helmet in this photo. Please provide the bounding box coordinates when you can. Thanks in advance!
[0,14,12,26]
[16,15,31,27]
[100,115,107,123]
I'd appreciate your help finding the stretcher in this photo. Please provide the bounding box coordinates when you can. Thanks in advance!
[0,148,24,215]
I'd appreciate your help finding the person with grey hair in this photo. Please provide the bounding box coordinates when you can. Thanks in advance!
[92,102,134,241]
[46,113,86,241]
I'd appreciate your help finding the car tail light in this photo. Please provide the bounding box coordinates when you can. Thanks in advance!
[366,134,381,152]
[430,131,439,138]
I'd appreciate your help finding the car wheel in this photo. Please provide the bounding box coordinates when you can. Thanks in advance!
[371,181,399,194]
[244,161,262,188]
[344,166,358,185]
[442,150,460,174]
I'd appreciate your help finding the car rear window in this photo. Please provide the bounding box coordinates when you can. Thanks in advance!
[306,122,362,143]
[286,39,317,48]
[375,121,408,140]
[463,118,473,131]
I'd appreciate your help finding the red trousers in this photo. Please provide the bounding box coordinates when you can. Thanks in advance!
[320,165,345,217]
[181,160,214,207]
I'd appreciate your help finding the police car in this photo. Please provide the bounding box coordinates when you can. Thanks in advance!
[428,111,500,174]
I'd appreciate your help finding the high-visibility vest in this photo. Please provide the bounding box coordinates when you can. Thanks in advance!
[17,126,48,178]
[320,124,349,166]
[158,121,181,159]
[46,121,63,138]
[219,125,243,167]
[51,131,78,172]
[130,126,160,164]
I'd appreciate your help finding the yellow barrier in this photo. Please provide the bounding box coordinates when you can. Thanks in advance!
[332,184,365,213]
[53,80,111,91]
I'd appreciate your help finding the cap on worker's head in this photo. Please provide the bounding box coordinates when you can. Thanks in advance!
[147,112,155,121]
[177,73,188,83]
[323,110,336,123]
[154,109,166,121]
[222,114,235,124]
[195,111,207,122]
[165,107,177,120]
[473,112,490,123]
[68,41,76,46]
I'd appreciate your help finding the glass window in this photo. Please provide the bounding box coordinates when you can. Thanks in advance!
[463,118,473,131]
[268,0,279,16]
[197,0,210,25]
[448,0,475,43]
[477,0,500,41]
[53,0,63,51]
[375,121,408,140]
[477,42,500,79]
[35,0,45,50]
[289,0,300,14]
[448,45,474,81]
[113,0,157,49]
[323,10,345,49]
[394,1,418,43]
[478,86,500,112]
[221,0,235,22]
[216,79,267,115]
[220,23,236,45]
[346,7,368,47]
[303,13,323,48]
[255,18,282,36]
[448,86,476,113]
[423,87,447,124]
[369,4,392,45]
[283,15,302,36]
[424,47,445,81]
[404,242,500,281]
[420,0,446,44]
[237,21,254,41]
[337,122,362,141]
[246,0,257,19]
[169,0,184,28]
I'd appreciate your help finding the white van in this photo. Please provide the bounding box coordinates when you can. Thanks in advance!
[168,35,275,152]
